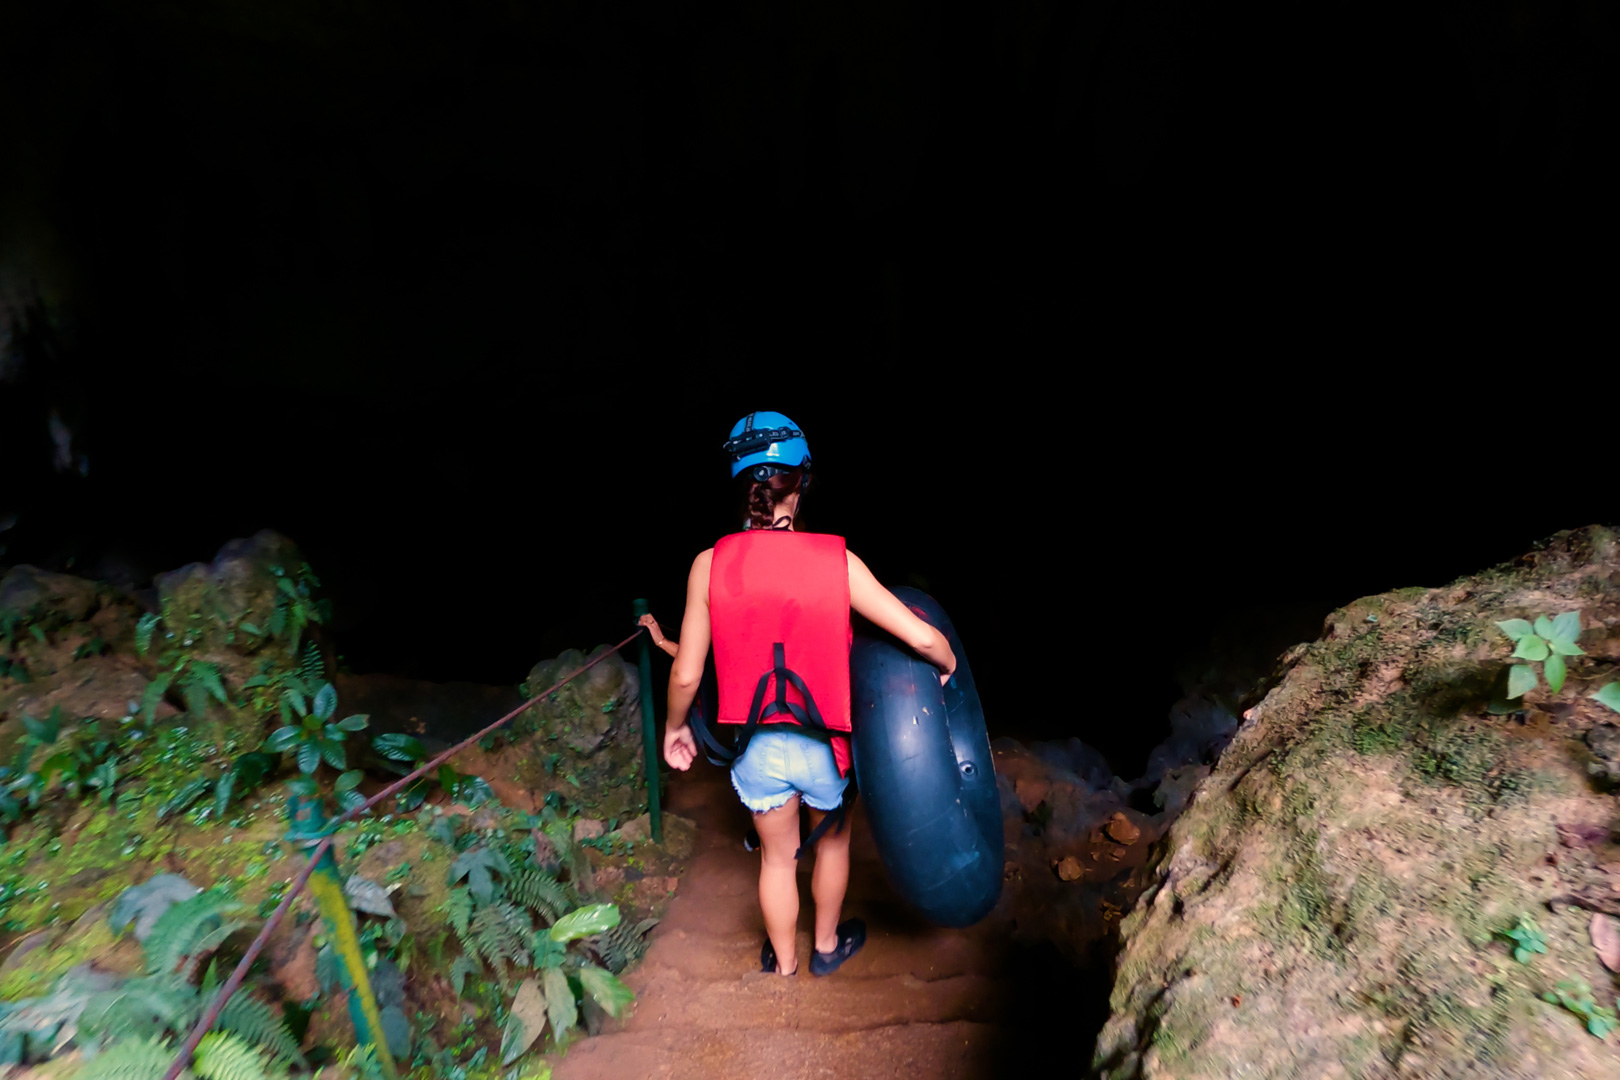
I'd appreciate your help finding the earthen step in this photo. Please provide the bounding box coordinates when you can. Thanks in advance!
[618,965,1010,1033]
[553,1019,1004,1080]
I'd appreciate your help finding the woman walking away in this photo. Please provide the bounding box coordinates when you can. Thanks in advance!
[661,411,956,976]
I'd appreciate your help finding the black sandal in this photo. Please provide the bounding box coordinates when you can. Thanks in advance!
[760,937,797,975]
[809,918,866,976]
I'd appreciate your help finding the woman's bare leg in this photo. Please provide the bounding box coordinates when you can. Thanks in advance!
[753,795,802,974]
[805,808,852,954]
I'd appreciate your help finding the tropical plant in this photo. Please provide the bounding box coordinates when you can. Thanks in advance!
[39,717,119,802]
[0,877,301,1074]
[1495,914,1548,964]
[262,680,369,811]
[236,563,327,658]
[429,810,642,1061]
[1497,611,1585,699]
[135,613,231,725]
[0,709,61,825]
[1543,978,1620,1039]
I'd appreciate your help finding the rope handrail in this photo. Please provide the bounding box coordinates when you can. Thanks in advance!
[162,628,649,1080]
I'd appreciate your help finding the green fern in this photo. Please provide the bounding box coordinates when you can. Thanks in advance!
[593,918,659,975]
[76,1034,185,1080]
[508,869,575,925]
[444,887,473,941]
[468,901,532,983]
[217,991,305,1067]
[297,642,323,691]
[194,1031,278,1080]
[144,889,246,977]
[449,953,482,998]
[78,974,199,1051]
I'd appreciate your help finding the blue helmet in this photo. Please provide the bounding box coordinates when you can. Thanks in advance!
[723,411,811,480]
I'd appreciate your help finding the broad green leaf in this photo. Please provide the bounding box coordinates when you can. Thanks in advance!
[541,966,577,1044]
[324,724,347,742]
[1512,635,1550,662]
[531,934,567,969]
[1551,637,1586,656]
[22,712,55,745]
[1495,619,1534,641]
[319,738,347,771]
[38,752,72,787]
[1507,664,1538,699]
[372,734,425,762]
[278,577,300,598]
[265,727,302,752]
[576,963,634,1017]
[335,769,364,792]
[549,903,621,943]
[241,675,271,689]
[1593,683,1620,714]
[1534,615,1555,639]
[158,778,213,821]
[135,613,160,657]
[439,764,459,790]
[1550,610,1582,644]
[28,624,44,644]
[450,847,512,904]
[337,714,369,732]
[1545,652,1567,694]
[313,682,337,720]
[285,687,307,718]
[212,770,235,818]
[455,776,495,809]
[296,740,321,775]
[337,789,368,814]
[240,622,262,637]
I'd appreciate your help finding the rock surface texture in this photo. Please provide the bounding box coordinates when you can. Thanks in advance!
[514,646,649,821]
[1096,527,1620,1079]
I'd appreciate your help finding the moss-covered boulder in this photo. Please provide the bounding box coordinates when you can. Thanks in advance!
[513,646,648,822]
[154,530,313,663]
[0,566,144,682]
[1095,527,1620,1079]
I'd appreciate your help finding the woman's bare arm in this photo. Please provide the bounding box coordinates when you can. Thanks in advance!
[847,550,956,682]
[638,613,679,658]
[662,550,712,770]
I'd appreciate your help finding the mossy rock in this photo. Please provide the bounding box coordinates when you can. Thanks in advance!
[153,530,307,660]
[1095,526,1620,1080]
[0,904,140,1001]
[515,646,648,821]
[0,567,145,681]
[0,567,102,626]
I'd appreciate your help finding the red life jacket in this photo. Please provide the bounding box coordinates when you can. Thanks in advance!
[709,530,853,776]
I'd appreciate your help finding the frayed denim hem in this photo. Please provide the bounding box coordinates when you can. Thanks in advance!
[730,770,797,815]
[800,789,845,812]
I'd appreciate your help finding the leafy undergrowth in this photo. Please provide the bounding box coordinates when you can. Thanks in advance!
[0,540,693,1078]
[1096,526,1620,1079]
[0,778,692,1079]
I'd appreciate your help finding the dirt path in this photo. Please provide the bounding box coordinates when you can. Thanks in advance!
[549,761,1088,1080]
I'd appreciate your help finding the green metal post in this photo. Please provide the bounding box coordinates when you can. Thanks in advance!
[633,598,664,844]
[286,796,400,1080]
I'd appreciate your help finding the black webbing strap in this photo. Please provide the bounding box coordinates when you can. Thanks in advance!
[685,643,853,859]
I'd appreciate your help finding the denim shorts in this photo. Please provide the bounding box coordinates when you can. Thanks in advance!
[730,728,849,814]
